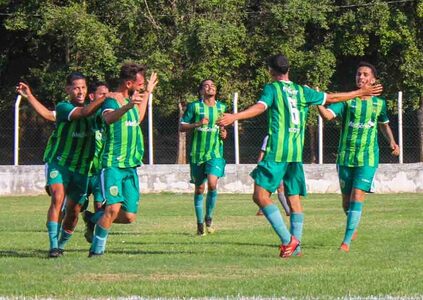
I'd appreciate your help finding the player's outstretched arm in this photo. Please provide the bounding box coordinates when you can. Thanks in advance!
[217,103,266,127]
[326,84,383,104]
[317,105,336,121]
[379,123,400,156]
[16,82,56,122]
[103,94,138,125]
[179,118,209,132]
[70,95,105,120]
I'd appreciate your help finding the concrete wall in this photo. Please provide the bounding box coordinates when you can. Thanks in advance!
[0,163,421,196]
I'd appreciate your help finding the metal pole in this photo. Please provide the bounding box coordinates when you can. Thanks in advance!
[14,95,22,166]
[148,93,154,165]
[398,91,403,164]
[233,92,240,164]
[318,115,323,164]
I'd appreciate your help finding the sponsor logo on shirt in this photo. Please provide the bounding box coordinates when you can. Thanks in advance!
[196,125,218,132]
[289,128,300,133]
[72,132,88,138]
[125,120,139,127]
[348,120,375,129]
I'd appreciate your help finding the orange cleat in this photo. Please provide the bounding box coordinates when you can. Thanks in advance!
[339,242,350,252]
[279,236,300,258]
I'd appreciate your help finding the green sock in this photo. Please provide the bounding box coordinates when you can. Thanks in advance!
[58,229,73,250]
[262,204,291,245]
[205,190,218,220]
[47,221,59,250]
[290,212,304,254]
[194,194,204,224]
[343,201,363,245]
[91,210,104,224]
[90,224,109,254]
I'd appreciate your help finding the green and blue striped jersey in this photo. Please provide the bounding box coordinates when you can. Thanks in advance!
[43,101,96,175]
[89,111,105,175]
[101,97,144,168]
[181,99,226,164]
[328,96,389,167]
[259,81,326,162]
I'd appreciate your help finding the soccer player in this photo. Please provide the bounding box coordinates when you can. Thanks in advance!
[18,73,105,258]
[256,135,290,217]
[218,54,383,258]
[179,79,227,235]
[317,62,400,252]
[88,63,158,257]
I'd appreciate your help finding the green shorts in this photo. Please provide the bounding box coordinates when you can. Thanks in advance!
[337,165,377,194]
[250,160,306,196]
[190,158,226,186]
[87,173,104,203]
[45,161,88,205]
[101,167,140,213]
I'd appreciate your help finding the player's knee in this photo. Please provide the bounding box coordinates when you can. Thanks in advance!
[104,206,120,220]
[125,213,136,223]
[195,186,205,195]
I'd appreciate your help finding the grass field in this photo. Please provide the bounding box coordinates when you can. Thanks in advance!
[0,193,422,299]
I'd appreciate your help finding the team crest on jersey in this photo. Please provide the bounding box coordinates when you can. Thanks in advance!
[50,170,59,179]
[110,186,119,197]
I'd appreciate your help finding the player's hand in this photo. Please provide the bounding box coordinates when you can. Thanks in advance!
[390,142,400,156]
[219,126,227,139]
[145,71,158,95]
[130,91,143,106]
[361,84,383,97]
[199,118,209,126]
[217,113,236,126]
[16,82,32,98]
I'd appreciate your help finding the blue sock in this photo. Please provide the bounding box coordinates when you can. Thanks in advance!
[205,190,218,220]
[91,210,104,224]
[47,221,59,250]
[194,194,204,224]
[262,204,291,245]
[58,229,73,250]
[343,201,363,245]
[290,212,304,254]
[90,224,109,254]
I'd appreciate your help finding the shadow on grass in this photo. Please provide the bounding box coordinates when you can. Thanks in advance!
[122,240,276,248]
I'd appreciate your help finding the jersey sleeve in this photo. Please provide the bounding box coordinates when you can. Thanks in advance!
[181,102,195,124]
[101,98,119,114]
[258,84,274,109]
[56,101,77,122]
[302,85,327,106]
[378,99,389,123]
[327,102,346,118]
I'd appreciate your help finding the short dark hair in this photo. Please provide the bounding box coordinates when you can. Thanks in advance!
[198,78,215,98]
[267,54,289,75]
[88,81,109,94]
[119,63,146,83]
[357,61,378,78]
[66,72,86,86]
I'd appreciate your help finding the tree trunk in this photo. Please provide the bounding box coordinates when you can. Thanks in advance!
[417,96,423,162]
[308,124,317,164]
[176,101,187,164]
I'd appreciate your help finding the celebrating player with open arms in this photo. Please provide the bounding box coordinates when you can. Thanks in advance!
[218,54,383,258]
[317,62,399,252]
[179,79,227,235]
[17,73,105,258]
[87,63,158,257]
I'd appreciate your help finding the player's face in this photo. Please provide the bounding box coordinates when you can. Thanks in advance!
[200,80,217,97]
[93,85,109,102]
[68,79,87,105]
[356,66,376,88]
[127,73,145,94]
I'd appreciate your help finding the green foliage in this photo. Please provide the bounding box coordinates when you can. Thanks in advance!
[0,0,421,113]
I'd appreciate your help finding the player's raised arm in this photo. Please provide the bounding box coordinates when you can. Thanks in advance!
[16,82,56,122]
[325,84,383,104]
[138,71,158,122]
[217,102,266,127]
